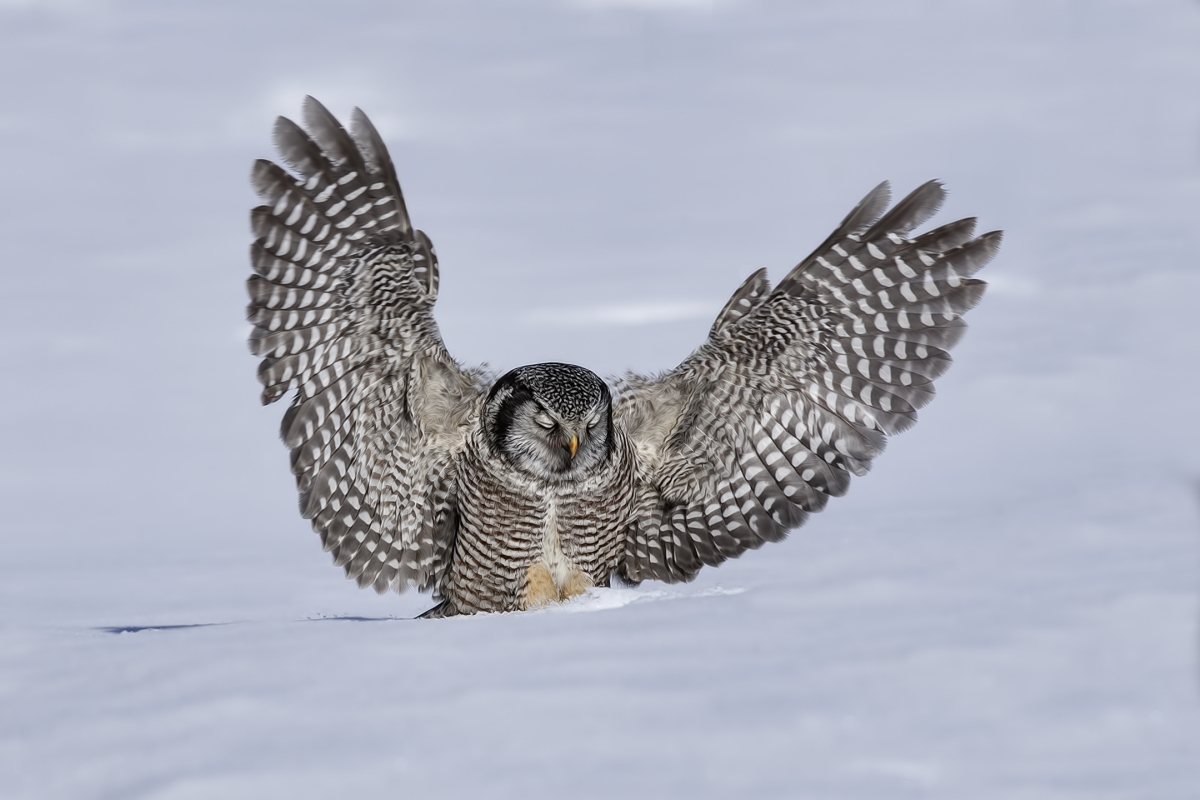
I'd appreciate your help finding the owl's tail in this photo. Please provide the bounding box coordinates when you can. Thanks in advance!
[416,598,460,619]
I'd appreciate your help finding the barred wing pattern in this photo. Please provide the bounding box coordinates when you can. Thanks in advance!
[248,97,486,594]
[615,181,1000,584]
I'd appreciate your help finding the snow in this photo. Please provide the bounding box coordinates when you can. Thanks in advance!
[2,1,1199,797]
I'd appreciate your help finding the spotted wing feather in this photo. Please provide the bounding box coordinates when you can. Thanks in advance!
[615,181,1000,583]
[247,97,487,595]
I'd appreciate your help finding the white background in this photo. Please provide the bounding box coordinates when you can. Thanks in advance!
[1,1,1198,797]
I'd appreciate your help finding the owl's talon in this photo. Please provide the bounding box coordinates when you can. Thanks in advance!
[559,569,594,601]
[522,562,560,609]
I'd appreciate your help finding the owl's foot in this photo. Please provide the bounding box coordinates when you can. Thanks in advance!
[559,569,594,600]
[523,562,560,609]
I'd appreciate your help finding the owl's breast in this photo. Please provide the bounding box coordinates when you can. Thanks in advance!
[444,428,637,613]
[552,432,639,582]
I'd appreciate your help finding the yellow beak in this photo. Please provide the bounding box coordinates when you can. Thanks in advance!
[567,434,579,459]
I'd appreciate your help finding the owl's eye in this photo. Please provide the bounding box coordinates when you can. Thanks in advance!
[534,414,556,430]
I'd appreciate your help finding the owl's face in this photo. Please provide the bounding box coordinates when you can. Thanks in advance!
[484,363,614,482]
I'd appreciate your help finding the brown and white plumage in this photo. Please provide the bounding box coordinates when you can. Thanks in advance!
[613,183,999,583]
[247,97,1000,616]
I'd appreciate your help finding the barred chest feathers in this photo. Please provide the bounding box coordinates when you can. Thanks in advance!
[444,425,638,614]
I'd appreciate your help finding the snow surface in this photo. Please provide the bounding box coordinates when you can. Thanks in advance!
[2,1,1199,797]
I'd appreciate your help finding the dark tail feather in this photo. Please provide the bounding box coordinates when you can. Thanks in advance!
[417,598,460,619]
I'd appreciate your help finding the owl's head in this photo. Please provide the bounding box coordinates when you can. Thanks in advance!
[484,362,614,482]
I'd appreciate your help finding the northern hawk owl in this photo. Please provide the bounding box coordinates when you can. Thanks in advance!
[247,97,1000,617]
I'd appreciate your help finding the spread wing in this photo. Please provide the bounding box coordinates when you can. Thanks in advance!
[247,97,488,594]
[614,181,1000,584]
